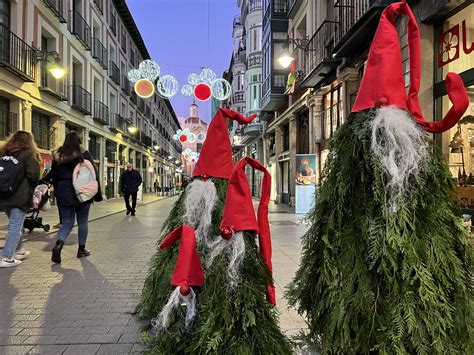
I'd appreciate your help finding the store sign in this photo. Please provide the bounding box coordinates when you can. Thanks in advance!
[438,20,473,68]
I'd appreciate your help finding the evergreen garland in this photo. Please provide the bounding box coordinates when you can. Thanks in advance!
[286,109,474,354]
[137,178,292,354]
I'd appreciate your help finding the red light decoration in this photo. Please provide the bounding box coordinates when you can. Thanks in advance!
[179,134,187,143]
[194,83,212,101]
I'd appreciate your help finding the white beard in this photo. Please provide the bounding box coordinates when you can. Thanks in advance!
[206,231,246,290]
[182,179,218,243]
[370,107,430,212]
[151,287,197,332]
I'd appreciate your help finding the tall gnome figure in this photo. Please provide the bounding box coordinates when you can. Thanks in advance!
[137,108,292,354]
[287,2,473,354]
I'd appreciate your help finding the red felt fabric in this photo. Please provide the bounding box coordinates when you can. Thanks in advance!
[351,2,468,133]
[220,157,276,305]
[160,225,205,288]
[192,108,257,179]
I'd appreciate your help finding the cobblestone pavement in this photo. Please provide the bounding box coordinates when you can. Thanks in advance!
[0,197,307,354]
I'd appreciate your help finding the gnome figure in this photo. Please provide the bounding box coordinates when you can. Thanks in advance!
[287,2,473,354]
[137,109,292,354]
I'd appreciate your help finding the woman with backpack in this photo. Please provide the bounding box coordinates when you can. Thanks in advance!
[43,131,101,264]
[0,131,41,268]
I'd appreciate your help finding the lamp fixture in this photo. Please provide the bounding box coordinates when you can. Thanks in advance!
[127,126,138,134]
[154,145,160,151]
[277,36,317,69]
[34,50,67,79]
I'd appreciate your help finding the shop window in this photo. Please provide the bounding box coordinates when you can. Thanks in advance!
[282,123,290,152]
[89,133,100,159]
[322,84,343,140]
[32,111,51,149]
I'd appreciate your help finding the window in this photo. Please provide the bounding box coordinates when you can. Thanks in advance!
[32,111,51,149]
[322,85,343,140]
[282,124,289,152]
[0,0,10,27]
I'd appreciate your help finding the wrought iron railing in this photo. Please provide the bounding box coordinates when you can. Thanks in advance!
[0,107,18,139]
[140,131,152,147]
[71,10,92,50]
[304,20,338,78]
[233,91,245,103]
[70,85,92,115]
[249,0,262,12]
[43,0,67,23]
[92,38,107,69]
[0,24,35,80]
[108,61,120,85]
[93,101,109,125]
[109,113,127,133]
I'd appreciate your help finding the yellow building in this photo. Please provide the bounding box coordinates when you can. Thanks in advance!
[0,0,182,198]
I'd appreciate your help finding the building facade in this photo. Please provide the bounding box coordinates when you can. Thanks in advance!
[259,0,472,208]
[0,0,182,199]
[178,102,208,177]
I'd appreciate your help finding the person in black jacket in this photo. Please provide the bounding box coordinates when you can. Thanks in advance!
[43,132,102,264]
[0,131,41,268]
[120,163,142,216]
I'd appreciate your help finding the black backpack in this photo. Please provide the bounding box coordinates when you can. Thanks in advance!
[0,152,25,196]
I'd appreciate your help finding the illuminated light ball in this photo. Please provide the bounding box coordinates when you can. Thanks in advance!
[211,78,232,101]
[188,73,200,85]
[139,60,160,81]
[135,78,155,99]
[179,285,191,296]
[187,133,197,144]
[181,84,194,96]
[179,134,187,143]
[127,69,142,83]
[199,67,216,84]
[173,134,179,141]
[194,83,212,101]
[156,75,179,98]
[197,133,206,142]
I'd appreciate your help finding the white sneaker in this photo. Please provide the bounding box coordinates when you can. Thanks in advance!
[0,257,22,268]
[14,249,31,260]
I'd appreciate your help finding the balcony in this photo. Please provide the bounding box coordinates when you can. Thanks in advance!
[109,113,127,133]
[287,0,303,19]
[93,0,103,14]
[242,118,263,143]
[260,73,287,111]
[138,98,145,113]
[40,61,67,100]
[92,38,107,69]
[70,85,92,115]
[248,52,262,68]
[140,131,152,147]
[43,0,67,23]
[302,20,341,87]
[233,15,241,28]
[109,12,117,35]
[108,61,120,85]
[233,91,245,103]
[93,101,109,125]
[0,25,35,81]
[249,0,263,13]
[121,75,130,95]
[332,0,395,57]
[0,107,19,140]
[145,105,151,118]
[71,11,92,50]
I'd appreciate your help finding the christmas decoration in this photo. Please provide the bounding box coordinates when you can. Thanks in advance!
[286,3,472,354]
[134,78,155,99]
[183,68,232,102]
[174,129,205,144]
[128,60,179,99]
[156,75,179,98]
[139,59,160,81]
[137,109,291,354]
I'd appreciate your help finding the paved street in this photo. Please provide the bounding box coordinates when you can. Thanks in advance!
[0,197,307,354]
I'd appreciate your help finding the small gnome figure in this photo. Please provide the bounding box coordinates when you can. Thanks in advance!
[152,225,204,331]
[287,2,472,354]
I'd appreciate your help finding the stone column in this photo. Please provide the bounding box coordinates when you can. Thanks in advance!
[21,100,33,133]
[82,127,90,151]
[289,113,297,206]
[275,126,283,203]
[52,116,67,150]
[339,67,360,120]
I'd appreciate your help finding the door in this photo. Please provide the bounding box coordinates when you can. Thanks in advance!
[106,167,114,199]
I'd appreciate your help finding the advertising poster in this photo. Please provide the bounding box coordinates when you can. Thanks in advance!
[295,154,316,214]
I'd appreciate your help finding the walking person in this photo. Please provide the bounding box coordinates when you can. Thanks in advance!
[0,131,41,268]
[153,179,160,196]
[121,163,142,216]
[43,132,101,264]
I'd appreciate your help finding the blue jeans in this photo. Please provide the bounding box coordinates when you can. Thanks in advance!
[2,208,26,258]
[56,203,91,246]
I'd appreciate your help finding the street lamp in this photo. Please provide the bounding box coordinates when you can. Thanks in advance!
[276,36,314,69]
[34,50,67,79]
[154,145,160,151]
[278,44,295,69]
[128,126,138,134]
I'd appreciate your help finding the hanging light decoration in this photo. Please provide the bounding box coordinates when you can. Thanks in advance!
[157,75,179,98]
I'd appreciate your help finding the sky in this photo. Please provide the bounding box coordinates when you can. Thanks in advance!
[126,0,238,122]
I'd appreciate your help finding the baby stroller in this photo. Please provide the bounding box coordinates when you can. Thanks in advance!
[23,183,51,232]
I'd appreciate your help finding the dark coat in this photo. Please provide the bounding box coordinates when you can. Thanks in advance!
[121,170,142,193]
[43,147,100,206]
[0,149,41,212]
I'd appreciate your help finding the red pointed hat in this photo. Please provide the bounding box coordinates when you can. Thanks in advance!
[219,157,276,305]
[160,225,205,295]
[351,2,469,133]
[193,108,257,179]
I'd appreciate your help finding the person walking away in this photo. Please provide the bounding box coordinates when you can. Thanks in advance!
[121,163,142,216]
[0,131,41,268]
[153,179,160,196]
[43,132,101,264]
